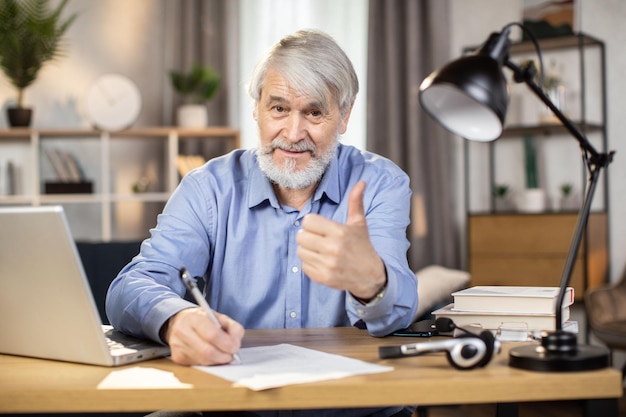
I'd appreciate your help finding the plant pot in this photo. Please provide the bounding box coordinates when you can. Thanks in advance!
[7,108,33,127]
[177,104,208,128]
[519,188,546,213]
[557,194,580,211]
[494,197,514,212]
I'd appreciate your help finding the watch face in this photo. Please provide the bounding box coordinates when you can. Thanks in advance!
[85,74,142,131]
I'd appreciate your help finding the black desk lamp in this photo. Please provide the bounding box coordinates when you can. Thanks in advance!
[419,22,614,372]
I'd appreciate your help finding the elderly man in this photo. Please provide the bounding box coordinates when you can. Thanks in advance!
[106,29,418,417]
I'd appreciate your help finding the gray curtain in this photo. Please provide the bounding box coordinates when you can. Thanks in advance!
[163,0,236,156]
[367,0,461,271]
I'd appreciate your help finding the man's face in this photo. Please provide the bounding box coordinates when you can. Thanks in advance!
[254,69,352,189]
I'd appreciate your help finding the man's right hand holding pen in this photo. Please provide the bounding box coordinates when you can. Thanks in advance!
[162,307,243,366]
[160,269,244,366]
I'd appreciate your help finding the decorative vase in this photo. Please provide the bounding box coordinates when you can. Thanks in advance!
[7,108,32,127]
[519,188,546,213]
[177,104,208,128]
[539,60,567,124]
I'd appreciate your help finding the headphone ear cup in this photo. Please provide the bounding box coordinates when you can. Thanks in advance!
[476,330,496,367]
[445,335,485,370]
[444,350,464,370]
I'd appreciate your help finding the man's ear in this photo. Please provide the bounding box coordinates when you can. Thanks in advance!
[339,103,354,134]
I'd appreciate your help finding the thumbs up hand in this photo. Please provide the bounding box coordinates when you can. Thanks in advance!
[296,181,387,301]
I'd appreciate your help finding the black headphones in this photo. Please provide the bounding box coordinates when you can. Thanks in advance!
[378,318,501,370]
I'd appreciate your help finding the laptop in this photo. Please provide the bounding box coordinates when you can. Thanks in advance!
[0,205,170,366]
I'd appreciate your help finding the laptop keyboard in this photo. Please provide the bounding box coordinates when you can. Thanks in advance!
[106,335,136,351]
[103,325,160,351]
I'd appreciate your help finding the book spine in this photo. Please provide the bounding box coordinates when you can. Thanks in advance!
[435,308,570,331]
[45,148,70,182]
[7,161,16,195]
[58,151,81,182]
[453,287,575,314]
[67,152,87,181]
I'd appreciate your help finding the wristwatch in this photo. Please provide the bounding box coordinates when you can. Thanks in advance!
[352,280,388,306]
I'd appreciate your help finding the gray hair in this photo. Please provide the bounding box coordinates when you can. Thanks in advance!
[248,30,359,117]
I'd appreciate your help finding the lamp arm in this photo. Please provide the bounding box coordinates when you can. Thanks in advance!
[505,59,615,331]
[554,164,601,329]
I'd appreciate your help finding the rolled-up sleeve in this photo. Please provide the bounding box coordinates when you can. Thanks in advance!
[342,156,418,336]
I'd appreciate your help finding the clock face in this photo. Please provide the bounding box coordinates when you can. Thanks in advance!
[85,74,142,131]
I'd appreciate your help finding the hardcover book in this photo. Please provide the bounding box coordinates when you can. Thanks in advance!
[433,303,570,331]
[451,286,575,314]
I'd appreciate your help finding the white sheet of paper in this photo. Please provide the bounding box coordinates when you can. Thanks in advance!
[97,367,193,389]
[194,343,393,391]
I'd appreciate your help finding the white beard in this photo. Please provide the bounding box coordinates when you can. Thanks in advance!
[256,138,338,190]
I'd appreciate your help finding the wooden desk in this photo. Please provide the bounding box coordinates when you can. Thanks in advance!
[0,327,621,414]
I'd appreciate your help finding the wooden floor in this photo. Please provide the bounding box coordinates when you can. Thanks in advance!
[418,388,626,417]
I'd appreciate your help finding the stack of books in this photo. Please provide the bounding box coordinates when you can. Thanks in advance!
[44,147,92,194]
[433,286,577,339]
[45,148,87,183]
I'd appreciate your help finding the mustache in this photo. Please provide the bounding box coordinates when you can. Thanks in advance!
[264,138,317,155]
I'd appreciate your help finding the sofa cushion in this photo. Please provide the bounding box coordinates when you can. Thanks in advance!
[414,265,471,321]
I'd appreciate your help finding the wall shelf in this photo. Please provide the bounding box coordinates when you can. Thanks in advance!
[500,122,603,138]
[0,127,240,242]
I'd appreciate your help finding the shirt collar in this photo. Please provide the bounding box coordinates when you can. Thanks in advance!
[313,148,341,205]
[248,156,280,209]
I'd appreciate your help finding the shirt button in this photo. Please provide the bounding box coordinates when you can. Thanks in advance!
[294,220,300,226]
[290,311,297,318]
[291,266,299,273]
[357,308,365,315]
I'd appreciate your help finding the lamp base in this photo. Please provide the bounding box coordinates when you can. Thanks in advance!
[509,330,610,372]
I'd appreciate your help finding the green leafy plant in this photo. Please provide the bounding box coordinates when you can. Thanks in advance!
[560,183,573,197]
[523,136,539,189]
[0,0,78,108]
[169,64,220,104]
[492,184,509,198]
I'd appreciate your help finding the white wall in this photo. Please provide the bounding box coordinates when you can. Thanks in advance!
[447,0,524,269]
[579,0,626,285]
[0,0,167,128]
[0,0,168,197]
[237,0,369,150]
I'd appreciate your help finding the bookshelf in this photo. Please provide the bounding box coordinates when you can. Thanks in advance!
[0,127,240,241]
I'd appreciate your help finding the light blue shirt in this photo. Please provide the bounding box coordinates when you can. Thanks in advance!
[106,144,418,416]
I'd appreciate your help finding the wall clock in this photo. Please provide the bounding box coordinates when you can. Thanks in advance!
[85,74,142,131]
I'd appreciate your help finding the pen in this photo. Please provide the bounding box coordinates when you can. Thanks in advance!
[179,268,241,363]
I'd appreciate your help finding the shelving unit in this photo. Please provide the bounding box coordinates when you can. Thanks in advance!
[464,33,609,300]
[0,127,240,242]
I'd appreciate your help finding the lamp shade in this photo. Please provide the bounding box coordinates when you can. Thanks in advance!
[419,54,509,142]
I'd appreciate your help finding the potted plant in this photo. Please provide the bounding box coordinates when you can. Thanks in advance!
[560,183,573,200]
[492,184,512,212]
[169,64,220,128]
[0,0,78,127]
[558,182,578,211]
[520,135,546,212]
